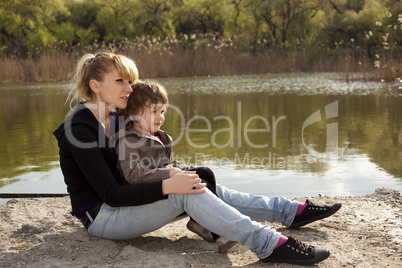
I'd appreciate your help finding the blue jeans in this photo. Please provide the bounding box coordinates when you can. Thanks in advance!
[88,184,298,259]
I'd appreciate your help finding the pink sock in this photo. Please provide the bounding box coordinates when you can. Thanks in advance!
[296,202,308,216]
[275,235,288,249]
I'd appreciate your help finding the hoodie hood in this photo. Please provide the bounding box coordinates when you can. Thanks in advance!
[53,103,101,144]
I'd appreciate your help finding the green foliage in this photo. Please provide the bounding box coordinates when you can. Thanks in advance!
[0,0,401,63]
[174,0,228,35]
[134,0,176,37]
[93,0,137,39]
[0,0,69,55]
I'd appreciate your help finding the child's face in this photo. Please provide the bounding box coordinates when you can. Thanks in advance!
[131,102,166,133]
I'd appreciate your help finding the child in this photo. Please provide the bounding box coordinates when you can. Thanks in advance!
[115,80,236,252]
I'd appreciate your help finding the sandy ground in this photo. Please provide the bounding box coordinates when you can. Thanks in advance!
[0,188,401,268]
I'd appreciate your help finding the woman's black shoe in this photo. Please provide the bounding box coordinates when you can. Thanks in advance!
[261,237,330,265]
[289,199,342,229]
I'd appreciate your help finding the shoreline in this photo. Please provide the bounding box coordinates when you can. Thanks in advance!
[1,187,401,205]
[0,188,401,267]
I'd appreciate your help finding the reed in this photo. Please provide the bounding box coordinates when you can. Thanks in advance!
[0,34,400,84]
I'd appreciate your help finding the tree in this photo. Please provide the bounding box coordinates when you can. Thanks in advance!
[93,0,139,40]
[174,0,228,35]
[323,0,389,57]
[135,0,176,37]
[256,0,318,55]
[0,0,69,56]
[63,0,101,46]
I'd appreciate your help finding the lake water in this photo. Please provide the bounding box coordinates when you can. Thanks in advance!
[0,73,401,203]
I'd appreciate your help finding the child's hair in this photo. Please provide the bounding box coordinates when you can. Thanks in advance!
[120,80,169,128]
[67,52,139,108]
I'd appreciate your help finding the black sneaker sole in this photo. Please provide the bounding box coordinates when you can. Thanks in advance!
[289,203,342,229]
[262,249,330,265]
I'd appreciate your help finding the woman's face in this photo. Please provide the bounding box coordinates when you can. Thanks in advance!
[93,67,133,109]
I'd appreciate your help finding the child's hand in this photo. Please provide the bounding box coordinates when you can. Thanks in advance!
[169,168,182,177]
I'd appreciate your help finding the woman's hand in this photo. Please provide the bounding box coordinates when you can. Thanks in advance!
[162,171,206,195]
[169,168,182,177]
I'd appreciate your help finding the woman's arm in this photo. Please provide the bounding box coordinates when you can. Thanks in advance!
[62,124,166,207]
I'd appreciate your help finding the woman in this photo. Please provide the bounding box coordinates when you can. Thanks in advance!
[53,52,341,265]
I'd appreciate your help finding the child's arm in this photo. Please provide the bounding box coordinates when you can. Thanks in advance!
[118,158,172,184]
[116,135,178,184]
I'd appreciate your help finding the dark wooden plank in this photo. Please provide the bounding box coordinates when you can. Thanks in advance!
[0,193,69,198]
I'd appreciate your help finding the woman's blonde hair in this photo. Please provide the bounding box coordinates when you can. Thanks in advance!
[67,52,139,107]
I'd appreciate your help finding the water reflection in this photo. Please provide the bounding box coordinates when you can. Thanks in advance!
[163,92,401,179]
[0,74,401,196]
[0,83,70,188]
